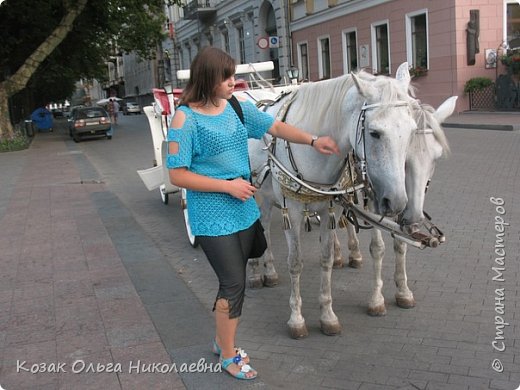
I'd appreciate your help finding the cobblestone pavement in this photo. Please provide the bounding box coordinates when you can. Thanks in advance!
[0,115,519,390]
[155,125,520,390]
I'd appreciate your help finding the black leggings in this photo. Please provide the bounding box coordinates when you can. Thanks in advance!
[197,220,257,319]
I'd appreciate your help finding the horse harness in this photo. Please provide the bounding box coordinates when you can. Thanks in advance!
[251,91,443,248]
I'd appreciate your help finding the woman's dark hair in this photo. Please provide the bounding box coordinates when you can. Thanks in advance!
[180,46,236,107]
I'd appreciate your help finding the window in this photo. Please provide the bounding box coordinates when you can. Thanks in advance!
[222,29,230,53]
[298,42,310,81]
[237,25,246,64]
[318,36,331,79]
[372,21,390,74]
[506,2,520,48]
[406,11,428,69]
[343,30,358,73]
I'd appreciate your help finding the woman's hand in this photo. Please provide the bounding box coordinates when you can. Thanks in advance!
[313,136,340,155]
[227,178,257,202]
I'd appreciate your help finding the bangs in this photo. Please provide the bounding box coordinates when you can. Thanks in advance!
[221,56,236,80]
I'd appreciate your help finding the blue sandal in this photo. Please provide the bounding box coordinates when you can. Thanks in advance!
[220,354,257,380]
[212,340,250,364]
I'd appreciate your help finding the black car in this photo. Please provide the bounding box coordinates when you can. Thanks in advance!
[69,106,112,142]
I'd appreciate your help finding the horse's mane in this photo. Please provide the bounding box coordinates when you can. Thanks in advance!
[287,74,355,132]
[287,70,415,136]
[411,102,451,157]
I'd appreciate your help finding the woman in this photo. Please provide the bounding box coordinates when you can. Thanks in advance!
[166,47,339,380]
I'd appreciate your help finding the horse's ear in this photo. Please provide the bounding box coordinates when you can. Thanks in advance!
[395,62,411,92]
[434,96,458,123]
[351,73,378,100]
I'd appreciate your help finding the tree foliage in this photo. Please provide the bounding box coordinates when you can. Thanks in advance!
[0,0,183,140]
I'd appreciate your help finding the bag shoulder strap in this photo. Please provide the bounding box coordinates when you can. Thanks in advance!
[227,95,244,125]
[178,95,244,125]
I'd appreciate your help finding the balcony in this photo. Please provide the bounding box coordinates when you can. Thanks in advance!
[183,1,216,23]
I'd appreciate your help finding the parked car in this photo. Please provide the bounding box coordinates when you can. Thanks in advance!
[62,106,72,118]
[123,102,141,115]
[69,106,112,142]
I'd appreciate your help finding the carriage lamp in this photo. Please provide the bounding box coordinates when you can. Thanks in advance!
[163,83,173,95]
[287,66,299,85]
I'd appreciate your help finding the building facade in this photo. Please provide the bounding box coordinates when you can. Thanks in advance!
[117,0,519,112]
[169,0,295,87]
[289,0,520,111]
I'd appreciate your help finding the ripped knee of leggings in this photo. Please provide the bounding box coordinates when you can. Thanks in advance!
[214,297,230,314]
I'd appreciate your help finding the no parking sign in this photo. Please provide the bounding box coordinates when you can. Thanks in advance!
[257,37,269,49]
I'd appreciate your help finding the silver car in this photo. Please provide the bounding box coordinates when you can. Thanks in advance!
[123,102,141,115]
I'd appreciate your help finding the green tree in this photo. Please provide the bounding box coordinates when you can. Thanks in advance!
[0,0,183,141]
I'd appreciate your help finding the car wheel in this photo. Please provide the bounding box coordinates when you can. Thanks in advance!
[107,135,112,140]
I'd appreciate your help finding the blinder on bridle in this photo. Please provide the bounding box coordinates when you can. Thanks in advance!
[352,100,410,209]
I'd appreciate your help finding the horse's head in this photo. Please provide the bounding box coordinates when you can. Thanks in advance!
[399,96,456,227]
[349,66,416,217]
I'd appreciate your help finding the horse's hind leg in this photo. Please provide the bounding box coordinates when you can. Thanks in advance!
[346,223,363,268]
[247,189,279,289]
[367,228,387,316]
[261,212,279,287]
[318,208,341,336]
[393,239,415,309]
[332,230,344,268]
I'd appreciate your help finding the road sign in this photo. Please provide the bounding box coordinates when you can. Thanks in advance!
[269,36,280,48]
[258,37,269,49]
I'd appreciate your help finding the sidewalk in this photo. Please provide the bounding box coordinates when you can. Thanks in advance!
[0,132,186,389]
[443,111,520,131]
[1,110,519,390]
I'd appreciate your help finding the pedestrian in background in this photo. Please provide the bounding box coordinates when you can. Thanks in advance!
[108,98,120,125]
[166,46,339,380]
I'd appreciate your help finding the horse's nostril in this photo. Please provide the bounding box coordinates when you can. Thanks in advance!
[382,197,391,213]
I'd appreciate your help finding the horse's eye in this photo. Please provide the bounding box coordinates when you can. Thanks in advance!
[369,131,381,139]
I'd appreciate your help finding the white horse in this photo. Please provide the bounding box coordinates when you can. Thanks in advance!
[248,67,418,338]
[350,95,457,316]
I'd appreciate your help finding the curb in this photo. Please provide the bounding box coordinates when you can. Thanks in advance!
[442,122,516,131]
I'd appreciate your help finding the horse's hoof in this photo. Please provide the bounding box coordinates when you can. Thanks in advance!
[320,321,342,336]
[396,296,416,309]
[348,257,363,269]
[333,258,344,269]
[367,304,387,316]
[248,275,264,289]
[263,273,279,287]
[288,325,308,339]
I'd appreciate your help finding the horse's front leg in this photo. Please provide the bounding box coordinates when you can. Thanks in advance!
[318,207,342,335]
[346,222,363,268]
[284,209,308,339]
[393,239,416,308]
[367,228,386,316]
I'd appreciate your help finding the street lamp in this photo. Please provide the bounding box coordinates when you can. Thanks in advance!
[287,66,299,85]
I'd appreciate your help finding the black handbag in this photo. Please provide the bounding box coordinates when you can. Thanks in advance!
[249,219,267,259]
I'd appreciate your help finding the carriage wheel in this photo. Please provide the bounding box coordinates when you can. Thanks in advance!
[160,184,169,205]
[181,188,198,248]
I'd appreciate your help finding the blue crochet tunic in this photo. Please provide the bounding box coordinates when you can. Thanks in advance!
[166,99,275,236]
